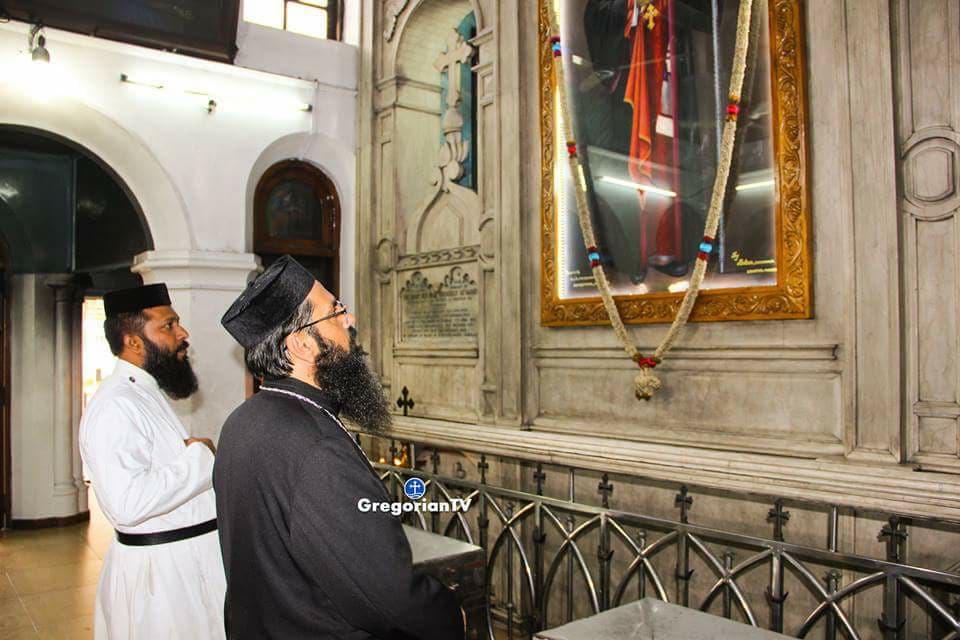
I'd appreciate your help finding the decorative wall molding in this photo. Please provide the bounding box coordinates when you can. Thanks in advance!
[895,0,960,468]
[397,245,479,270]
[533,343,838,362]
[375,75,442,94]
[132,250,260,291]
[531,415,844,459]
[382,0,410,42]
[394,346,479,359]
[384,418,960,521]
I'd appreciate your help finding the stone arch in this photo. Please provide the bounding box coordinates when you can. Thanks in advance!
[246,132,357,308]
[0,86,193,251]
[385,0,483,81]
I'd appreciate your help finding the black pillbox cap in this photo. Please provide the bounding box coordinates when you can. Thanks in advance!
[103,283,171,317]
[221,255,315,349]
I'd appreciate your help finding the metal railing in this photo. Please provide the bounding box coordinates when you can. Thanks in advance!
[361,435,960,640]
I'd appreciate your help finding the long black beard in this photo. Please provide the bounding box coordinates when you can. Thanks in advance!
[312,331,392,433]
[142,338,199,400]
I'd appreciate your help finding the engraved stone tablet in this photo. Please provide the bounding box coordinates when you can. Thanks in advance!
[400,266,478,340]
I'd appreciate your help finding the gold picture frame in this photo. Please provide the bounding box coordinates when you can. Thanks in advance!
[540,0,812,326]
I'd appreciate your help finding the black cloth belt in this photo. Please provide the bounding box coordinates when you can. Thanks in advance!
[116,518,217,546]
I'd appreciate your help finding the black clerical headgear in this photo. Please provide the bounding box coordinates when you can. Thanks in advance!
[221,255,315,349]
[103,283,171,317]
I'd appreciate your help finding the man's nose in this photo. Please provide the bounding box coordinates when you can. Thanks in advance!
[177,325,190,341]
[344,312,356,329]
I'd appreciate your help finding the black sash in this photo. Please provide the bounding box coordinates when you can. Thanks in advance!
[116,518,217,546]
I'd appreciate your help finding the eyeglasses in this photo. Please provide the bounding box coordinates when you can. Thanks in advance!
[292,300,348,333]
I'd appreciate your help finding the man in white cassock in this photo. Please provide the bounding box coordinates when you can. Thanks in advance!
[80,283,226,639]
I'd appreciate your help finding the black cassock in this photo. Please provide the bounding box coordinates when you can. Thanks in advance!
[214,376,464,639]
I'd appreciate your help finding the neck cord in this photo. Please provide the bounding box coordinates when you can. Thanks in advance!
[259,386,374,468]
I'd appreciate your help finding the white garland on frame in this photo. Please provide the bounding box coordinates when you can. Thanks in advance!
[547,0,755,400]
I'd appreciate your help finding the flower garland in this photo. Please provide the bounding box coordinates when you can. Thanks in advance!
[547,0,755,401]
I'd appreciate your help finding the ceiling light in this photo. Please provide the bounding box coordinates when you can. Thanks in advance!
[120,73,312,114]
[120,73,165,90]
[29,25,50,63]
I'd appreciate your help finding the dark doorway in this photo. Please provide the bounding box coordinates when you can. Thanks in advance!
[0,126,152,528]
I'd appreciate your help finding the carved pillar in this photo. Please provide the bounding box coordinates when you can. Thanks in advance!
[45,275,83,515]
[71,286,87,512]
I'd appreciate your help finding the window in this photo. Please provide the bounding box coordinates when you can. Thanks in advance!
[253,160,341,293]
[243,0,341,40]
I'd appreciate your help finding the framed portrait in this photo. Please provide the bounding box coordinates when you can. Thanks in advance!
[540,0,812,326]
[253,160,340,258]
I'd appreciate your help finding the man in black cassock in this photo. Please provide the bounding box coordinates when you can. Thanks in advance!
[215,255,464,639]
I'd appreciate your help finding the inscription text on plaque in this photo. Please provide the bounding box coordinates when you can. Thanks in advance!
[400,267,478,340]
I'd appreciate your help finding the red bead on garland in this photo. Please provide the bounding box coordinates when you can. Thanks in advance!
[566,141,577,157]
[726,94,741,121]
[633,354,660,368]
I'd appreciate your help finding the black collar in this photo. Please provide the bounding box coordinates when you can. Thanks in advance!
[260,377,341,416]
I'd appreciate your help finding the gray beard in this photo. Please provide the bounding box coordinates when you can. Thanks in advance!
[311,332,392,433]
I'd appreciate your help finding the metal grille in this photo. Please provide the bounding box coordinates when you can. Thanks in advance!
[361,435,960,639]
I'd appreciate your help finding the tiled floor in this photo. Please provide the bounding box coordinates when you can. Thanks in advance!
[0,491,111,639]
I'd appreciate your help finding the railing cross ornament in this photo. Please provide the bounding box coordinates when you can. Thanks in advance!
[598,474,614,508]
[878,516,908,563]
[430,449,440,475]
[675,485,693,523]
[477,454,489,484]
[533,463,546,496]
[396,386,415,416]
[768,498,791,542]
[877,516,908,638]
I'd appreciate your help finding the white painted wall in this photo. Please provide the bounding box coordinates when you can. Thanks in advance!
[0,15,359,519]
[235,22,358,87]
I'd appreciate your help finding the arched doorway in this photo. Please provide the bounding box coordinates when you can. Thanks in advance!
[0,126,152,527]
[253,159,341,293]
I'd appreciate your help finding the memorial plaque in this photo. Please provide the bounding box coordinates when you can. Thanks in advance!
[400,266,478,340]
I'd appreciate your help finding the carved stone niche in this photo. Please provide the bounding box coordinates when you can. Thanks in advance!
[384,0,486,423]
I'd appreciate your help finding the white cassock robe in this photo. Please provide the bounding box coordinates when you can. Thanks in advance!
[79,358,226,639]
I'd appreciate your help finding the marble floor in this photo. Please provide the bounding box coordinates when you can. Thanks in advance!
[0,492,110,639]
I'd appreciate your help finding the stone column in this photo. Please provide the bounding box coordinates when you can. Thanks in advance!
[71,287,88,513]
[132,250,260,440]
[45,274,82,516]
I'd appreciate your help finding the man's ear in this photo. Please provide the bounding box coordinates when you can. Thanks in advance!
[123,332,143,354]
[285,332,315,365]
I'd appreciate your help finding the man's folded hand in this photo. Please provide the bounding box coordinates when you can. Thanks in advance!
[185,437,216,455]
